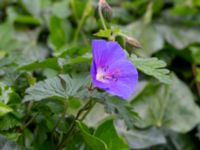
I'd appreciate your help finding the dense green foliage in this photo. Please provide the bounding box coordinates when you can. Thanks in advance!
[0,0,200,149]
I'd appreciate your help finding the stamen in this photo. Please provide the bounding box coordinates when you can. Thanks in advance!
[96,67,119,83]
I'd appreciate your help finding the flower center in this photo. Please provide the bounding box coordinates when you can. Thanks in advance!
[96,67,119,83]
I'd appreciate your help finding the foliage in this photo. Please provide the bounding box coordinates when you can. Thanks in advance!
[0,0,200,149]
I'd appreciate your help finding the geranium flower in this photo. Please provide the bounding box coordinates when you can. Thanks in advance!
[90,39,138,99]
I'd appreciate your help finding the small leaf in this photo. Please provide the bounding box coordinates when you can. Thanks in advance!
[94,29,112,38]
[15,15,41,25]
[76,121,107,150]
[131,55,171,84]
[0,102,13,117]
[48,16,72,52]
[18,58,60,71]
[190,46,200,64]
[0,82,13,104]
[0,114,20,131]
[94,119,129,150]
[196,68,200,82]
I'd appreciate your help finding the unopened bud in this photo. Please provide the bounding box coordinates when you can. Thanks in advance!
[96,0,112,21]
[126,36,142,48]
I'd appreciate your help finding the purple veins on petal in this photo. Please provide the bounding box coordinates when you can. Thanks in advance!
[90,39,138,100]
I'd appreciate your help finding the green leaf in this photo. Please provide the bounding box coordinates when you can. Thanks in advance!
[18,58,60,71]
[115,121,166,149]
[0,22,19,52]
[0,82,13,104]
[155,24,200,49]
[196,68,200,82]
[21,0,41,18]
[76,121,107,150]
[24,74,90,102]
[165,130,199,150]
[123,21,164,56]
[0,114,20,131]
[48,16,72,52]
[94,29,112,38]
[15,15,41,25]
[0,102,13,117]
[84,103,109,127]
[52,0,71,19]
[190,46,200,64]
[94,119,129,150]
[0,135,23,150]
[104,97,139,129]
[132,74,200,133]
[131,55,171,84]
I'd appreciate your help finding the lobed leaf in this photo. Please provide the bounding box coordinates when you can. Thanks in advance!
[104,97,139,129]
[131,55,171,84]
[24,74,90,102]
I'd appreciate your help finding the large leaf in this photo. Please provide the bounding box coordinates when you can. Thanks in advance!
[24,74,90,102]
[0,22,19,52]
[164,130,199,150]
[115,121,166,149]
[123,21,164,56]
[155,24,200,49]
[94,119,129,150]
[131,55,171,84]
[76,121,107,150]
[132,74,200,132]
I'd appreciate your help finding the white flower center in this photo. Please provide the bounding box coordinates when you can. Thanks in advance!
[96,68,107,83]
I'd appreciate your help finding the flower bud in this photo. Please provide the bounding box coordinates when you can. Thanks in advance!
[126,36,142,48]
[96,0,112,21]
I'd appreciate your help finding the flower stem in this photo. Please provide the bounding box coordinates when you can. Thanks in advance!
[98,1,107,30]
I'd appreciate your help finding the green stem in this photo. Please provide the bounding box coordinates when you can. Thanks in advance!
[51,100,68,144]
[72,0,91,45]
[80,100,96,121]
[157,86,170,127]
[72,15,86,45]
[70,0,79,23]
[21,112,39,131]
[98,1,107,30]
[57,99,95,149]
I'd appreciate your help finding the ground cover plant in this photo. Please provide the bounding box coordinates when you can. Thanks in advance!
[0,0,200,149]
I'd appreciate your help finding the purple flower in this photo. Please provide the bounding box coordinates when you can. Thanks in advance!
[90,39,138,99]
